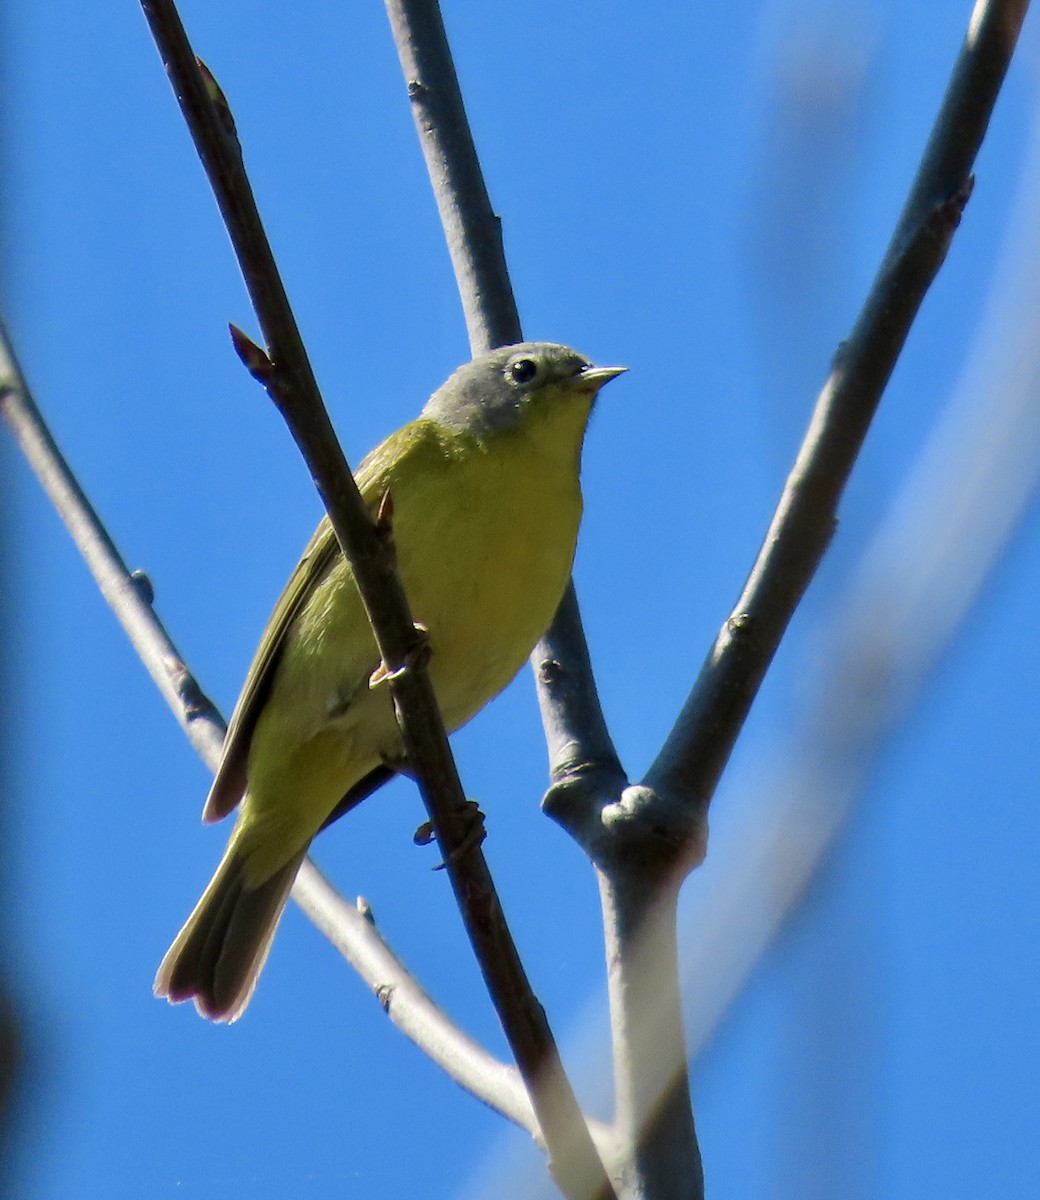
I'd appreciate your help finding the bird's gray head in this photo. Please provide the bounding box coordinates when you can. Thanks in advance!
[422,342,625,438]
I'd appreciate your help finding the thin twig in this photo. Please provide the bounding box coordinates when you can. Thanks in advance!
[297,860,615,1152]
[295,862,536,1138]
[383,0,520,354]
[0,317,226,767]
[139,4,615,1197]
[679,87,1040,1062]
[647,0,1031,814]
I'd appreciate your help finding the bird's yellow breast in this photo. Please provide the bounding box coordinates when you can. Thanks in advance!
[394,424,582,728]
[237,397,591,878]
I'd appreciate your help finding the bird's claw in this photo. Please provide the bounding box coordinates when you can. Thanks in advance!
[369,622,431,688]
[413,799,487,869]
[413,820,436,846]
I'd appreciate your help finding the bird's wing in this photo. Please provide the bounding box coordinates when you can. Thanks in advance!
[202,517,341,823]
[200,423,432,824]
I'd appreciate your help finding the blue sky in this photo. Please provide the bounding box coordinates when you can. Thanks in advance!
[4,2,1039,1197]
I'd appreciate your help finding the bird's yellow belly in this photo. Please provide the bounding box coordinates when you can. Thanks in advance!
[397,442,581,730]
[237,434,582,880]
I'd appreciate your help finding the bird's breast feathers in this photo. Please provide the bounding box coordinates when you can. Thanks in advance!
[269,417,583,743]
[388,422,583,729]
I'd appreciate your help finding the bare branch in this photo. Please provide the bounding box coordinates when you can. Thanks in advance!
[139,4,615,1197]
[296,860,618,1154]
[680,95,1040,1060]
[383,2,706,1195]
[533,587,628,808]
[385,0,624,804]
[648,0,1031,813]
[382,3,707,1194]
[293,862,537,1135]
[597,872,703,1195]
[384,0,520,354]
[0,317,226,768]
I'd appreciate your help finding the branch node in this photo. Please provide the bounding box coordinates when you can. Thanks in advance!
[164,655,221,725]
[417,801,488,868]
[602,785,708,876]
[536,656,564,687]
[542,762,624,814]
[725,611,753,638]
[228,322,276,385]
[130,569,155,606]
[195,56,238,141]
[413,819,435,846]
[935,173,976,235]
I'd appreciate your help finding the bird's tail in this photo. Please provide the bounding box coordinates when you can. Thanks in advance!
[154,837,307,1023]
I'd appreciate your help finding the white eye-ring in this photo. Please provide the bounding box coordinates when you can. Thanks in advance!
[506,357,539,386]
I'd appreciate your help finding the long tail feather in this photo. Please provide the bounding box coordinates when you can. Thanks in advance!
[154,843,307,1023]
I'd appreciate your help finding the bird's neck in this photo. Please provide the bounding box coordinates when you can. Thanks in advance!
[504,393,595,474]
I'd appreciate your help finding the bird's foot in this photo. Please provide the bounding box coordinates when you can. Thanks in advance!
[413,799,486,868]
[368,622,431,689]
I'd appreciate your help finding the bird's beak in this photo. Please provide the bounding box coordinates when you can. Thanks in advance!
[573,364,627,391]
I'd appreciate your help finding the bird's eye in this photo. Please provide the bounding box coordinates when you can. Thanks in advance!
[508,358,538,385]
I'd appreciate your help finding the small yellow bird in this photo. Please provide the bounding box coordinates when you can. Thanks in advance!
[155,342,624,1021]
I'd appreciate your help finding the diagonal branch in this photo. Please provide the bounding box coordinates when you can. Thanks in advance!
[295,862,549,1139]
[647,0,1031,815]
[299,861,616,1151]
[0,316,227,767]
[679,93,1040,1060]
[138,4,615,1198]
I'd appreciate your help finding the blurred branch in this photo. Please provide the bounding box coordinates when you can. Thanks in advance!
[475,2,1035,1197]
[648,0,1031,816]
[681,83,1040,1060]
[139,4,614,1198]
[746,18,871,445]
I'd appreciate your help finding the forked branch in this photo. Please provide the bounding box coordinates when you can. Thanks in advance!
[383,2,1032,1199]
[648,0,1031,814]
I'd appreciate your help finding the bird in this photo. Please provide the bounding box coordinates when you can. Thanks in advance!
[154,341,625,1022]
